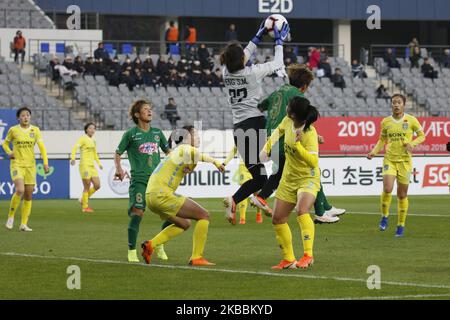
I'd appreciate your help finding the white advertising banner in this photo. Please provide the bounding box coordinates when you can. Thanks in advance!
[70,157,450,199]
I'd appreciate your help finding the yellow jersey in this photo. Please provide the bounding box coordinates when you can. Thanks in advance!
[71,135,101,167]
[264,116,319,182]
[147,144,221,192]
[2,124,48,168]
[372,114,425,162]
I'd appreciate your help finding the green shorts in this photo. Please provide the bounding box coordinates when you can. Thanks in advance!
[128,180,147,215]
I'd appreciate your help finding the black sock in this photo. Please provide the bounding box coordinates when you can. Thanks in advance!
[161,220,172,230]
[233,164,267,205]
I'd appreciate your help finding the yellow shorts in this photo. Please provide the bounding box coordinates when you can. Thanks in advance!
[10,166,36,185]
[239,171,253,185]
[79,166,99,180]
[146,188,186,220]
[275,175,321,204]
[382,159,412,185]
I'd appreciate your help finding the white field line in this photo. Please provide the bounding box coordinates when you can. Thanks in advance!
[2,252,450,291]
[321,293,450,300]
[209,210,450,218]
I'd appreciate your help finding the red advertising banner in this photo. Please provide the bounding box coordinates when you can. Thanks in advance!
[315,117,450,155]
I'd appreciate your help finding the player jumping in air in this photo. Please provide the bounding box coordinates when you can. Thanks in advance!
[115,100,172,262]
[221,21,290,224]
[261,96,320,270]
[70,123,103,213]
[367,94,425,237]
[254,64,345,224]
[2,107,49,232]
[141,126,225,266]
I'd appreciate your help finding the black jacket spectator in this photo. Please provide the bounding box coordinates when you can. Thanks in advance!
[187,47,198,63]
[376,85,390,100]
[84,57,96,76]
[142,57,155,72]
[156,57,169,76]
[164,98,180,129]
[284,47,298,65]
[384,48,400,68]
[198,44,212,70]
[421,58,438,79]
[73,56,85,73]
[133,70,145,87]
[351,60,367,78]
[121,58,132,72]
[409,46,421,68]
[211,69,224,87]
[318,58,332,78]
[94,43,110,62]
[133,58,143,73]
[63,57,76,72]
[331,68,346,89]
[442,49,450,68]
[177,58,190,73]
[120,70,135,90]
[50,57,61,81]
[225,24,238,42]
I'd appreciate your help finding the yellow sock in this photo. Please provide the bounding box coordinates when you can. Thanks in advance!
[297,214,315,257]
[88,188,96,198]
[8,193,22,218]
[273,223,296,262]
[381,192,392,218]
[191,219,209,260]
[238,199,248,221]
[81,192,89,209]
[151,224,184,248]
[397,198,409,227]
[21,200,32,226]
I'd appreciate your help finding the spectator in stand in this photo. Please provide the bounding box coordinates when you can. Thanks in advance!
[200,69,215,87]
[190,60,203,86]
[177,57,190,73]
[63,56,76,72]
[94,42,110,63]
[225,24,238,42]
[143,56,155,72]
[165,21,179,54]
[211,68,224,87]
[175,72,191,87]
[156,56,169,77]
[384,48,400,68]
[442,49,450,68]
[13,30,26,64]
[376,84,390,100]
[84,57,96,76]
[184,24,197,48]
[133,57,143,73]
[164,98,181,129]
[319,46,328,62]
[351,59,367,78]
[120,69,135,90]
[73,56,85,74]
[307,47,320,69]
[421,57,438,79]
[49,56,61,81]
[94,58,106,76]
[331,68,346,89]
[318,57,332,78]
[284,47,297,66]
[187,46,199,63]
[409,46,421,68]
[106,57,121,86]
[133,69,145,88]
[54,58,78,77]
[121,57,132,72]
[167,57,177,71]
[198,44,212,70]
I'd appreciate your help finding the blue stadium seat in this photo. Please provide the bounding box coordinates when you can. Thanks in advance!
[56,43,65,54]
[169,44,180,55]
[40,42,50,53]
[122,44,133,54]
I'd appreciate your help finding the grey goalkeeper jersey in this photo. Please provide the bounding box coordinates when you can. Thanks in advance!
[223,42,285,125]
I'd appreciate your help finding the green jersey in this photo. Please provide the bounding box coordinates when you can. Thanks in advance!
[116,126,169,184]
[259,84,304,156]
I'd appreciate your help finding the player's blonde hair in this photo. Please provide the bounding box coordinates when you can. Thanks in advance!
[129,99,152,124]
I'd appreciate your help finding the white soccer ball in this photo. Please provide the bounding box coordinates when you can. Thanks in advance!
[264,14,288,38]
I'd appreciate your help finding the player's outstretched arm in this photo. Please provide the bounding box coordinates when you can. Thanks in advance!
[244,20,266,65]
[223,146,238,167]
[114,153,125,181]
[70,138,81,165]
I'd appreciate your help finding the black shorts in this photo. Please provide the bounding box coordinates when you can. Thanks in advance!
[233,116,266,168]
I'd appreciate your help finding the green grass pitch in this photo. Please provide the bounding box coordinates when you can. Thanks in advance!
[1,196,450,300]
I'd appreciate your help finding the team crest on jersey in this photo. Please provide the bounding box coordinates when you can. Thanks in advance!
[403,120,409,130]
[154,135,160,141]
[138,142,158,154]
[384,165,389,171]
[29,132,35,138]
[310,169,316,177]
